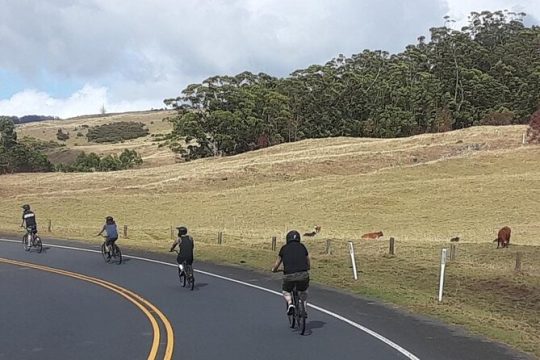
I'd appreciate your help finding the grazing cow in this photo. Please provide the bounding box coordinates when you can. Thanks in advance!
[450,237,460,242]
[361,231,384,240]
[303,225,321,237]
[493,226,511,248]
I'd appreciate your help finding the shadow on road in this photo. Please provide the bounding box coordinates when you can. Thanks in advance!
[194,282,209,290]
[305,320,326,335]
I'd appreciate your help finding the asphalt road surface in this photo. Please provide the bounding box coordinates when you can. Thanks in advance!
[0,237,533,360]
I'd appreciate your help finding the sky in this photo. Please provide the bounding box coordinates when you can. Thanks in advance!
[0,0,538,118]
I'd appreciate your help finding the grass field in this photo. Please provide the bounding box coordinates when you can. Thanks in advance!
[17,110,176,167]
[2,121,539,356]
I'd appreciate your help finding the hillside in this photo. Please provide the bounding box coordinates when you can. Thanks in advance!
[16,110,176,167]
[2,123,539,356]
[3,123,538,244]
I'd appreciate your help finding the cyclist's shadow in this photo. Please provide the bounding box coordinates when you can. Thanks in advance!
[193,283,209,291]
[304,320,326,335]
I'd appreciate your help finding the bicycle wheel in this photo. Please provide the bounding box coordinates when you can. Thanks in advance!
[23,234,31,251]
[298,299,306,335]
[114,245,122,265]
[188,266,195,291]
[288,292,296,328]
[35,236,43,253]
[101,243,111,263]
[178,267,186,287]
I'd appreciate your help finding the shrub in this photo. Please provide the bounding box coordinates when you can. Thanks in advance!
[526,110,540,144]
[478,108,514,126]
[86,121,149,143]
[56,149,143,172]
[56,129,70,141]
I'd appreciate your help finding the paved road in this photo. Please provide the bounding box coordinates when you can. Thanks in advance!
[0,238,533,360]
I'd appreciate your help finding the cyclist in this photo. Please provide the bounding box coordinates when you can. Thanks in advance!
[169,226,194,273]
[271,230,310,316]
[97,216,119,254]
[21,204,38,237]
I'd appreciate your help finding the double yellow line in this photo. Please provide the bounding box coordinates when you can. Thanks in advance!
[0,257,174,360]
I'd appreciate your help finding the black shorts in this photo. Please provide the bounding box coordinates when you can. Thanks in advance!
[26,226,37,234]
[105,237,118,246]
[282,271,310,292]
[177,255,193,266]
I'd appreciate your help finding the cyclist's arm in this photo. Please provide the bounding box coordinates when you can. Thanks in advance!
[170,238,179,252]
[306,254,311,271]
[272,256,282,272]
[97,225,105,236]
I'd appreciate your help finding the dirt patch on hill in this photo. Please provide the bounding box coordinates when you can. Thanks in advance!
[45,148,84,165]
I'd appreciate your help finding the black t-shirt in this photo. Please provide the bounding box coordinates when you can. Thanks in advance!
[22,210,37,227]
[278,241,309,275]
[179,235,194,258]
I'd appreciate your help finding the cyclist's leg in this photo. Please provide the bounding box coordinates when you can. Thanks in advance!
[177,255,186,272]
[105,238,113,254]
[30,226,37,245]
[186,257,194,275]
[282,277,295,314]
[296,276,310,316]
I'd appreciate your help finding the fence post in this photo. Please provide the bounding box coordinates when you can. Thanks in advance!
[515,252,522,272]
[449,244,456,261]
[522,133,526,145]
[348,241,358,280]
[438,248,448,302]
[47,219,52,232]
[217,231,223,245]
[389,237,395,255]
[123,225,128,238]
[271,236,277,251]
[325,239,332,254]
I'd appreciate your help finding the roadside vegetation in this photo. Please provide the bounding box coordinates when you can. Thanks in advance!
[0,124,538,356]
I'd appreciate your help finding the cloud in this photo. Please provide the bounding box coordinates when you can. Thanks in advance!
[0,1,448,102]
[0,0,538,117]
[0,85,159,118]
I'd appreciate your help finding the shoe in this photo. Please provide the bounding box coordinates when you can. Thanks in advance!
[287,304,295,316]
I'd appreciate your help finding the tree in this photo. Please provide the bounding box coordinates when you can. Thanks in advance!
[0,117,53,174]
[526,110,540,144]
[161,10,540,160]
[0,116,18,149]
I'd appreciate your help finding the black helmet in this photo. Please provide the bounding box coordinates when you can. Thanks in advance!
[286,230,301,243]
[22,204,30,211]
[106,216,113,221]
[176,226,188,236]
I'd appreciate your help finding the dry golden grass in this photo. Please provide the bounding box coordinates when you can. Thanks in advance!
[1,124,539,356]
[17,110,176,167]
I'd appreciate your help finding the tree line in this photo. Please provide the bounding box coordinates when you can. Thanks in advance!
[162,10,540,160]
[0,116,144,174]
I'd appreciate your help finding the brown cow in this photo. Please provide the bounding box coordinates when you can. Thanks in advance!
[303,225,321,237]
[493,226,511,248]
[361,231,384,240]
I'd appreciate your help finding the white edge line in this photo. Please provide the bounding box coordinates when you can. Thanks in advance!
[0,238,420,360]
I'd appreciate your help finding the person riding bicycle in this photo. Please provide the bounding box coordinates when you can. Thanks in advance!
[169,226,194,273]
[21,204,38,235]
[97,216,119,253]
[272,230,311,316]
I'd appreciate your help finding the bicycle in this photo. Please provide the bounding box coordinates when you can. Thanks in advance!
[22,227,42,253]
[172,250,194,291]
[275,269,307,335]
[100,237,122,264]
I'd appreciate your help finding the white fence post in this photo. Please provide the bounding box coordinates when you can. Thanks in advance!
[438,248,447,302]
[348,241,358,280]
[522,133,526,145]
